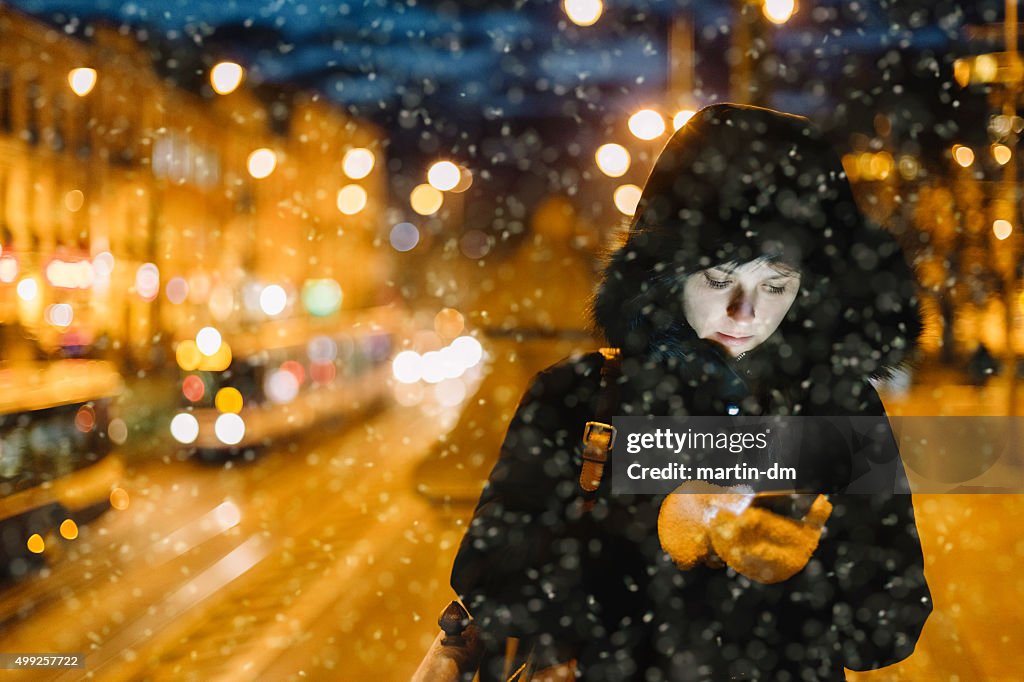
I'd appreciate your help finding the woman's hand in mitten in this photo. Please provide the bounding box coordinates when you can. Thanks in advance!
[657,482,751,570]
[708,494,832,584]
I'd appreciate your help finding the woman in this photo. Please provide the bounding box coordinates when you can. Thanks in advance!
[449,104,932,681]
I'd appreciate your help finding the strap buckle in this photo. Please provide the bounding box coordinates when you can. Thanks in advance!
[582,421,616,460]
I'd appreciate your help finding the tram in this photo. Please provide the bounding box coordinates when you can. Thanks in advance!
[171,305,405,457]
[0,359,125,577]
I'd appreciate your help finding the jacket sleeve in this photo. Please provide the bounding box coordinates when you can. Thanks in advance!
[823,386,932,672]
[449,354,602,646]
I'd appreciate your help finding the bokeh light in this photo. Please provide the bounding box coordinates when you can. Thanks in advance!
[16,277,38,301]
[427,161,460,191]
[176,340,202,371]
[392,350,423,384]
[434,308,465,339]
[265,369,300,404]
[614,184,643,216]
[342,148,375,179]
[308,335,338,363]
[628,109,666,140]
[64,189,84,212]
[311,362,336,385]
[215,387,244,414]
[109,487,130,510]
[449,335,483,369]
[992,144,1012,165]
[410,184,444,215]
[67,67,97,96]
[673,109,696,130]
[953,145,975,168]
[0,256,18,283]
[595,144,630,177]
[993,219,1013,240]
[214,413,246,445]
[210,61,244,94]
[196,327,223,356]
[27,534,44,554]
[281,360,306,386]
[389,222,420,252]
[259,284,288,316]
[302,279,343,316]
[166,276,189,304]
[182,375,205,402]
[170,413,200,444]
[60,519,79,540]
[136,263,160,300]
[107,418,128,445]
[451,166,474,193]
[563,0,603,26]
[247,148,277,179]
[336,184,368,215]
[763,0,796,24]
[45,303,74,328]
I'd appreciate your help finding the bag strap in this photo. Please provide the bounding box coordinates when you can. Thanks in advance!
[466,349,625,682]
[578,347,622,501]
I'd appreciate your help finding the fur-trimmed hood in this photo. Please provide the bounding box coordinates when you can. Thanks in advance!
[590,104,921,412]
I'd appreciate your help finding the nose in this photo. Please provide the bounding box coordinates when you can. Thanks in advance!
[727,287,755,322]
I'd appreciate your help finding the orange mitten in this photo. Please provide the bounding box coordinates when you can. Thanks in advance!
[709,494,832,584]
[657,482,750,569]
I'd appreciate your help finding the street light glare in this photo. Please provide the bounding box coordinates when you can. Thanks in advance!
[628,109,666,141]
[992,144,1012,165]
[993,219,1013,241]
[673,109,697,130]
[952,145,975,168]
[68,67,97,96]
[763,0,796,24]
[427,161,461,191]
[451,166,474,193]
[337,184,368,215]
[210,61,244,95]
[411,184,444,215]
[563,0,603,27]
[342,148,375,179]
[595,143,631,177]
[613,184,643,216]
[247,148,277,178]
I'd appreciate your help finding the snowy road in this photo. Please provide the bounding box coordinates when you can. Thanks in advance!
[0,399,473,681]
[0,385,1021,680]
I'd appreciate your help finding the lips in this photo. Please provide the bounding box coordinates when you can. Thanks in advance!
[713,332,753,347]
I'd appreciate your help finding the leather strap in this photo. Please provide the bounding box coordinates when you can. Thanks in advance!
[578,348,621,497]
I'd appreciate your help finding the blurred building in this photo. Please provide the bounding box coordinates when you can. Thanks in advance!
[0,6,389,369]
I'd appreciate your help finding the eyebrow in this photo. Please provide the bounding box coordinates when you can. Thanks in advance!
[707,264,799,278]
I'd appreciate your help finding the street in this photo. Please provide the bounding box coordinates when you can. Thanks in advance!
[0,377,1020,680]
[0,395,473,681]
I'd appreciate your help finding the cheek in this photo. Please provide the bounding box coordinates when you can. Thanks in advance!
[685,295,724,333]
[763,296,798,329]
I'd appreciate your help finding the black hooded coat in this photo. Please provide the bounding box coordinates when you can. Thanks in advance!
[450,104,932,681]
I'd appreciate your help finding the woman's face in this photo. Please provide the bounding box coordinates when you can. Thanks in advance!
[682,259,801,357]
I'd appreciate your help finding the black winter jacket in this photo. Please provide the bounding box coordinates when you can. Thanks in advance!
[451,348,931,681]
[451,104,932,681]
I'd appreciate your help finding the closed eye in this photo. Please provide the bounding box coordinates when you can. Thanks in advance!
[702,272,731,289]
